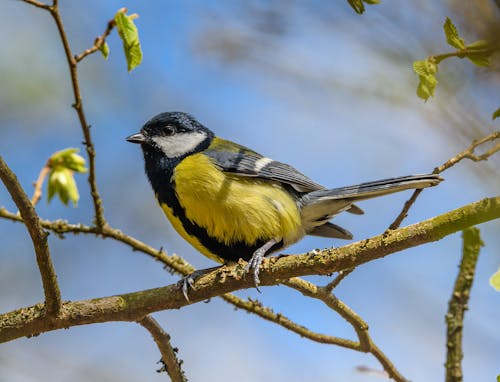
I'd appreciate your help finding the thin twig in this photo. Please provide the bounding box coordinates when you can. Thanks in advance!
[74,18,116,62]
[388,131,500,230]
[434,132,500,173]
[20,0,51,10]
[221,294,360,348]
[30,164,50,206]
[0,156,61,315]
[46,3,106,228]
[283,278,408,382]
[138,316,186,382]
[445,227,482,382]
[323,268,354,293]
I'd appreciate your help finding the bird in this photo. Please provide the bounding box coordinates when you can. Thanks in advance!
[127,111,442,299]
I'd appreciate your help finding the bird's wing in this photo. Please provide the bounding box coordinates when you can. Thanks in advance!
[204,138,324,193]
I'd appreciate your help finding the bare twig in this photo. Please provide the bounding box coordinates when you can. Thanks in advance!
[21,1,107,227]
[138,316,186,382]
[445,227,482,382]
[30,163,50,206]
[74,18,116,62]
[221,294,359,348]
[388,131,500,230]
[1,196,498,344]
[434,132,500,173]
[323,268,354,293]
[283,278,408,382]
[48,4,106,228]
[0,156,61,315]
[20,0,51,10]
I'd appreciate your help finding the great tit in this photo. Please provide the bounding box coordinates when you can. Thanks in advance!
[127,111,442,297]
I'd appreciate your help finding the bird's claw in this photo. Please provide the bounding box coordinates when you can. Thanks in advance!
[244,254,263,293]
[177,266,221,302]
[178,274,196,302]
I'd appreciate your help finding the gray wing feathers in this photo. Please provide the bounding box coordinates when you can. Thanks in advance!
[204,149,324,192]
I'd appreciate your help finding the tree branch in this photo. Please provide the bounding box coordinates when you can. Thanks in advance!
[445,227,482,382]
[30,163,50,206]
[283,278,408,382]
[74,18,116,62]
[388,131,499,230]
[1,196,498,344]
[138,316,186,382]
[23,0,106,226]
[20,0,51,10]
[0,156,61,315]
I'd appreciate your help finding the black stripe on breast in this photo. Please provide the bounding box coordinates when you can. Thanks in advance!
[158,184,283,262]
[143,148,283,262]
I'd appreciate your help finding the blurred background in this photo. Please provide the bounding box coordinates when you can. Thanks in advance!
[1,1,499,381]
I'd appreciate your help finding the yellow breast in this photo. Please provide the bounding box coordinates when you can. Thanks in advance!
[171,153,303,251]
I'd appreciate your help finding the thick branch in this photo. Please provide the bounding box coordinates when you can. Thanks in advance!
[138,316,186,382]
[0,196,498,343]
[445,227,482,382]
[0,156,61,315]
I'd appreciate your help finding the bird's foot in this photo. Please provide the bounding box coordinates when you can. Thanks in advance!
[178,266,220,302]
[244,238,278,292]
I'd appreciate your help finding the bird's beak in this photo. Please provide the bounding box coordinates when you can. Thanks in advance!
[126,132,147,144]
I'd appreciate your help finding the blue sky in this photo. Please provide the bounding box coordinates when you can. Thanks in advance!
[1,1,499,381]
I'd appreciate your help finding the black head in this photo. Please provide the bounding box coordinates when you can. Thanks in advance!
[126,112,214,158]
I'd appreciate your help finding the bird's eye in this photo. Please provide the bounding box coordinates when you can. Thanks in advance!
[164,125,175,136]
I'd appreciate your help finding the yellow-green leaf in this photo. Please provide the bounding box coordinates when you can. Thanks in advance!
[115,10,143,71]
[489,268,500,292]
[347,0,378,14]
[493,107,500,120]
[99,42,110,60]
[347,0,365,14]
[48,148,87,173]
[467,40,490,50]
[443,17,465,50]
[47,168,80,206]
[413,59,439,101]
[466,53,490,67]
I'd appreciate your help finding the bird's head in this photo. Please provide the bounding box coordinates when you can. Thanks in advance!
[126,112,214,158]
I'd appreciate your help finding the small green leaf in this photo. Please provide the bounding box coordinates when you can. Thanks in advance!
[443,17,465,50]
[492,107,500,120]
[115,9,143,71]
[347,0,379,14]
[466,53,490,67]
[413,59,438,101]
[99,42,110,60]
[490,268,500,292]
[347,0,365,14]
[466,40,490,50]
[48,148,87,173]
[47,168,80,206]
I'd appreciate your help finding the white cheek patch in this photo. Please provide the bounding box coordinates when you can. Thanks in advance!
[152,132,207,157]
[253,157,273,172]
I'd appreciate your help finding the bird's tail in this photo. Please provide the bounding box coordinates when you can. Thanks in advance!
[301,174,442,239]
